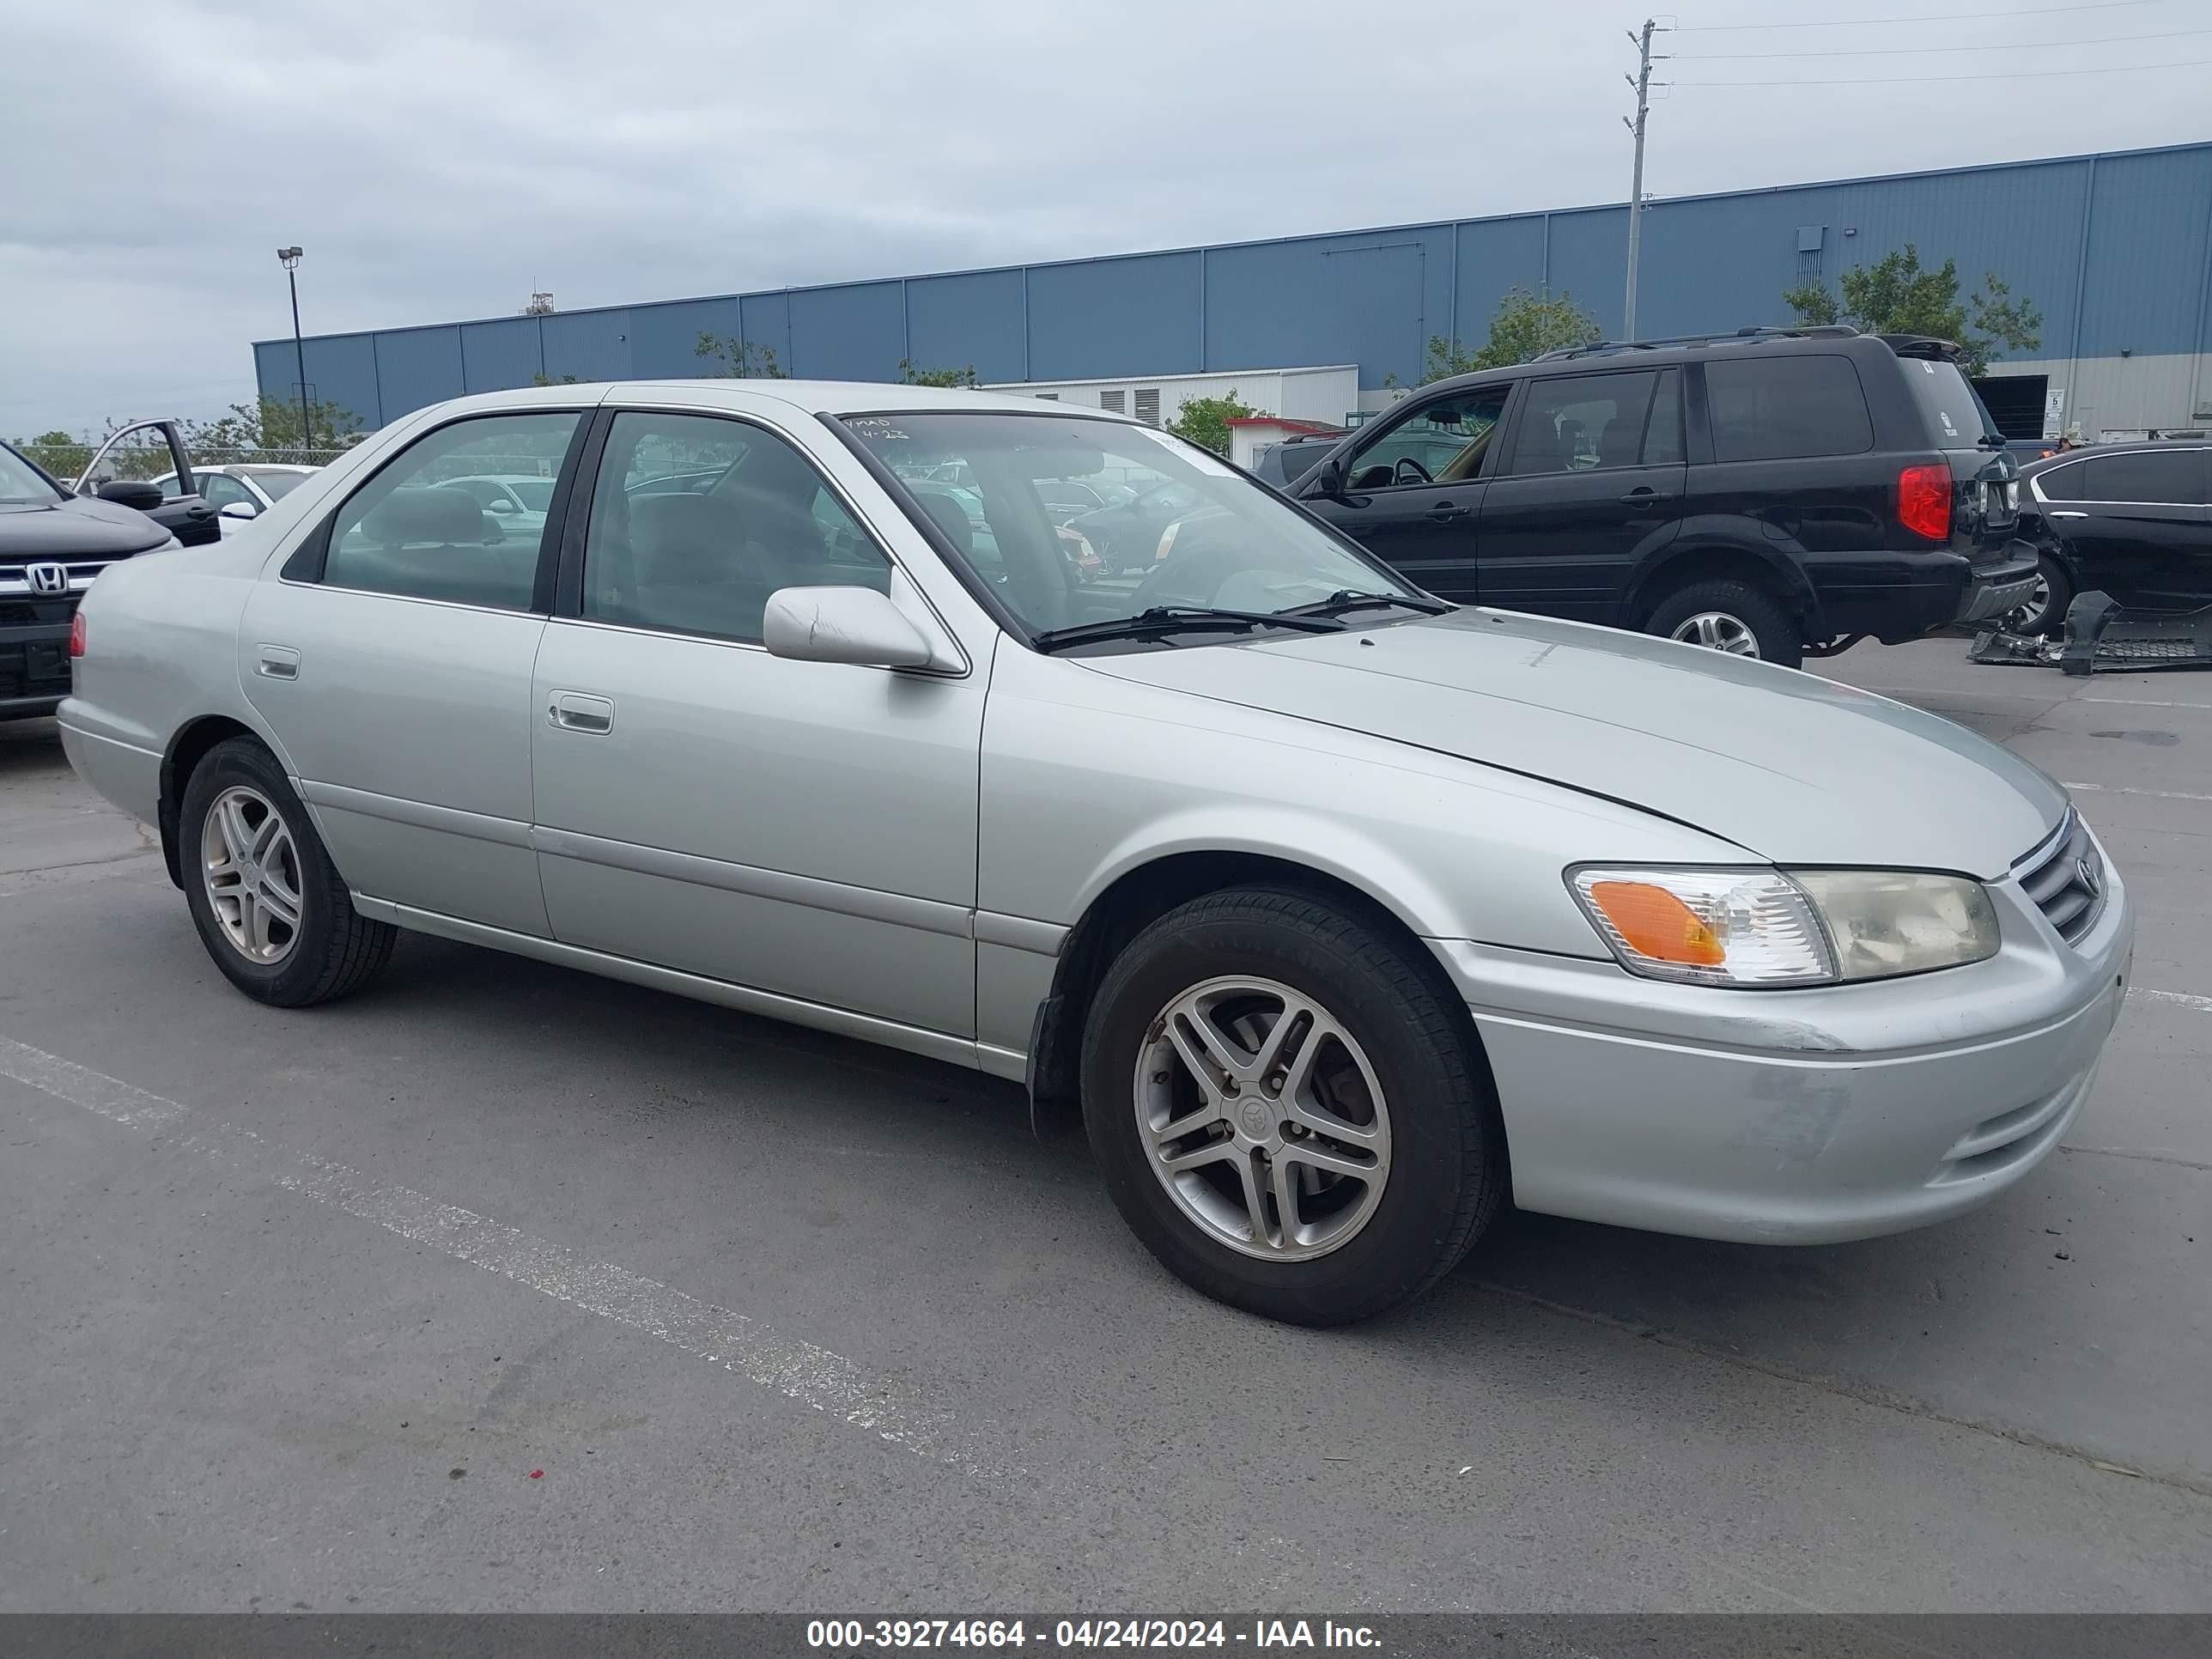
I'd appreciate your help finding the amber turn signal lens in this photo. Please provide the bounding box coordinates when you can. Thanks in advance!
[1585,880,1725,966]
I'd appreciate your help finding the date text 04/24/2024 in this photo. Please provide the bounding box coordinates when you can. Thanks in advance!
[805,1620,1382,1649]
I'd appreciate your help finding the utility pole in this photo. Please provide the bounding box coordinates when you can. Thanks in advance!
[1622,18,1665,342]
[278,246,310,459]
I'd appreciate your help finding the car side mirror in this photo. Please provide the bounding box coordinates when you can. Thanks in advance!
[485,498,515,513]
[96,479,165,512]
[763,586,934,670]
[220,501,259,520]
[1303,454,1348,499]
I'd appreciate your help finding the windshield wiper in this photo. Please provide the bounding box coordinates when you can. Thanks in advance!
[1277,589,1454,619]
[1032,605,1345,652]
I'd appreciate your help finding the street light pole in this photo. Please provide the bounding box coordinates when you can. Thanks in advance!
[277,246,309,459]
[1622,19,1664,343]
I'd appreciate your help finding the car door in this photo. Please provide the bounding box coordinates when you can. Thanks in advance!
[2036,447,2212,609]
[528,401,984,1038]
[238,405,589,936]
[1472,368,1686,622]
[1297,381,1512,601]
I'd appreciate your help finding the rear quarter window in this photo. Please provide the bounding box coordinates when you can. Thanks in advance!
[1704,355,1874,463]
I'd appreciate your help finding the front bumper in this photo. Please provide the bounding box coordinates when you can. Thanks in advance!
[1429,838,2132,1244]
[2,620,73,716]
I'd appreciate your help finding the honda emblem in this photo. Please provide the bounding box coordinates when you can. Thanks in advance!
[26,562,69,596]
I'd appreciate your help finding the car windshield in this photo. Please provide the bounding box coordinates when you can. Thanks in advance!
[507,479,555,511]
[1904,356,2002,449]
[240,468,309,501]
[842,410,1425,644]
[0,443,63,503]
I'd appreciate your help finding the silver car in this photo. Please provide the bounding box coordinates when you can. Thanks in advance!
[58,381,2134,1326]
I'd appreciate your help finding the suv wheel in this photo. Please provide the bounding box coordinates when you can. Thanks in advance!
[1646,579,1803,669]
[1081,887,1506,1326]
[180,737,398,1006]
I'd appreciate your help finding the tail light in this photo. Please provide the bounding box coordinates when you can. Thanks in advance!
[69,612,88,658]
[1898,464,1952,542]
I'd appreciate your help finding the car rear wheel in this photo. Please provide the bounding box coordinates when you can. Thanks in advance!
[1080,887,1506,1326]
[180,737,397,1006]
[2004,553,2073,638]
[1646,578,1803,669]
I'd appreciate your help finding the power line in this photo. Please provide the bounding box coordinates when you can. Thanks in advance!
[1673,0,2166,30]
[1673,52,2212,85]
[1674,24,2210,58]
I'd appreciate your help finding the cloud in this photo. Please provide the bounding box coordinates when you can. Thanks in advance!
[3,0,2201,434]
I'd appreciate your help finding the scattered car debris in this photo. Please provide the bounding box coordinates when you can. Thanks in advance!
[1971,590,2212,673]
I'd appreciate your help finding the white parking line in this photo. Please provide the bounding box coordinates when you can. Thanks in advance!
[2081,697,2212,710]
[2129,988,2212,1015]
[0,1034,1018,1485]
[2063,781,2212,805]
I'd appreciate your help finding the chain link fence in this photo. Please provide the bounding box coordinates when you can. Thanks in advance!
[16,440,360,485]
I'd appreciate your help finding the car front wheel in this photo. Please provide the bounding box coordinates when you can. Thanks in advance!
[180,736,397,1006]
[1081,887,1505,1326]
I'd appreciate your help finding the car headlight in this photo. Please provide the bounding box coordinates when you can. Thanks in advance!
[1567,866,1998,988]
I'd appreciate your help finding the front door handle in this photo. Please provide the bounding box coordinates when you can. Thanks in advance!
[1619,488,1674,508]
[1425,501,1469,522]
[255,644,301,680]
[548,690,615,734]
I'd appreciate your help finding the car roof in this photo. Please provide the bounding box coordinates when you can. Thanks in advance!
[422,379,1133,423]
[1417,328,1922,399]
[2020,437,2211,473]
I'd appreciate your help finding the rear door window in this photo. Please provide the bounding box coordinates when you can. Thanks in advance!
[1704,356,1874,462]
[2044,450,2204,506]
[1506,372,1660,475]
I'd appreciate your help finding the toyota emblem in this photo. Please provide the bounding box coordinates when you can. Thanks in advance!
[2076,857,2102,899]
[26,561,69,596]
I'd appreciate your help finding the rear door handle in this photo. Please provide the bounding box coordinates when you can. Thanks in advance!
[2049,510,2089,520]
[255,644,300,680]
[548,690,615,734]
[1425,501,1469,522]
[1619,488,1674,507]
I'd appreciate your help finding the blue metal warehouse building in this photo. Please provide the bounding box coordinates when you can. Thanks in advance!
[258,139,2212,443]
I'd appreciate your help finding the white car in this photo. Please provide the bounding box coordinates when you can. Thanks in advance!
[438,473,556,543]
[155,464,319,535]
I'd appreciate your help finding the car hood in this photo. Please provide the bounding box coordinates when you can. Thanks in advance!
[0,493,170,557]
[1078,609,2067,878]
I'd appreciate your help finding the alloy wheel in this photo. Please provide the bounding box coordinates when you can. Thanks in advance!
[1670,611,1761,656]
[201,785,303,964]
[1133,975,1391,1261]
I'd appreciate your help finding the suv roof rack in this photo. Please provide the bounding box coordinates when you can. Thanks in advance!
[1531,323,1861,364]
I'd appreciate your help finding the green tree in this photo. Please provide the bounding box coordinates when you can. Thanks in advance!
[1411,289,1602,385]
[1166,390,1261,456]
[531,372,583,386]
[181,396,363,460]
[1784,244,2040,376]
[694,331,787,378]
[896,359,981,388]
[18,428,90,480]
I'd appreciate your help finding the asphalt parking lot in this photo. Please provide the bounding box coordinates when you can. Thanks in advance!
[3,637,2208,1614]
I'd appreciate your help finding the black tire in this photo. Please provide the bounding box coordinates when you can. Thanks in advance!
[1080,886,1507,1326]
[179,736,397,1007]
[2006,552,2074,638]
[1644,578,1803,669]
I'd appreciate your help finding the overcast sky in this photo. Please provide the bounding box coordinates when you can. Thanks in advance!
[3,0,2204,435]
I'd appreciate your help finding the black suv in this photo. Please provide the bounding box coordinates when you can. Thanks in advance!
[1257,326,2039,667]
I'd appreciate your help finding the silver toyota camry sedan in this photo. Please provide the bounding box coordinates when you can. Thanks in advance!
[58,380,2133,1325]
